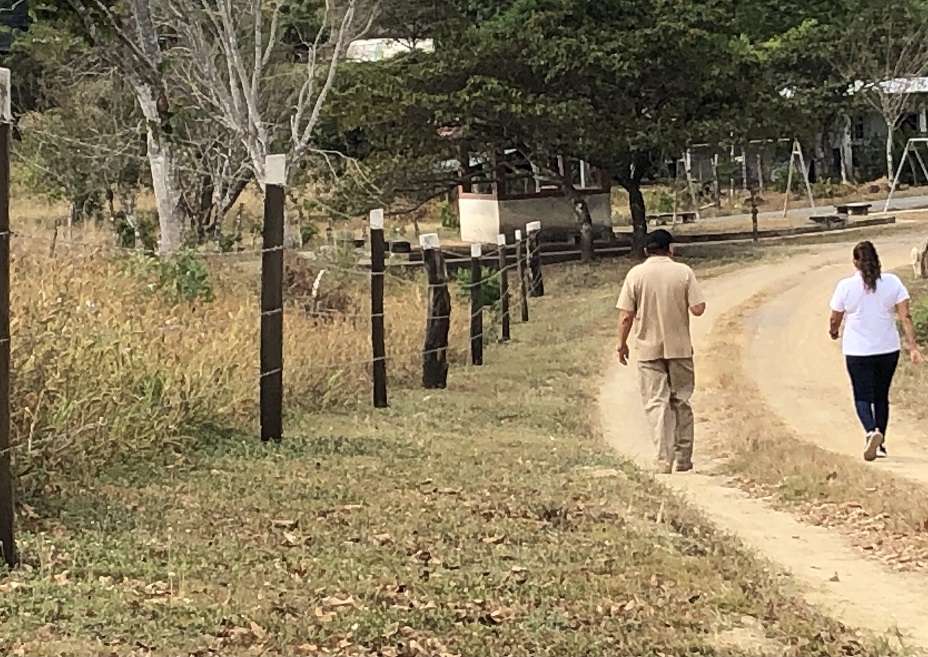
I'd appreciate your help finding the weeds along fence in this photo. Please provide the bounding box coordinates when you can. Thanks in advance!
[0,151,548,567]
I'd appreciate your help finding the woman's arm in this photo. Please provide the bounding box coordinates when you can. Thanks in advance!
[829,310,844,340]
[896,299,924,364]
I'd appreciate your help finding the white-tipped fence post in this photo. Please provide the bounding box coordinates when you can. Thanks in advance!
[515,229,529,322]
[421,234,451,388]
[369,208,388,408]
[0,67,16,568]
[260,154,286,442]
[497,233,511,342]
[470,243,484,366]
[526,221,544,297]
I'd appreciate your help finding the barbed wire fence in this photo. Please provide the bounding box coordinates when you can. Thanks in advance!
[0,121,550,567]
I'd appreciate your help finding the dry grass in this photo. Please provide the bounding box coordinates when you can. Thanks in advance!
[8,228,470,503]
[0,233,894,656]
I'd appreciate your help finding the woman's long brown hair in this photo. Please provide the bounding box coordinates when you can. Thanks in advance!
[853,240,881,292]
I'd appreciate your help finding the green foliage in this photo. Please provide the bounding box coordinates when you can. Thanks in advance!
[911,296,928,345]
[647,190,675,214]
[121,251,216,303]
[300,222,319,246]
[771,165,801,194]
[455,265,501,309]
[439,199,459,229]
[114,211,159,252]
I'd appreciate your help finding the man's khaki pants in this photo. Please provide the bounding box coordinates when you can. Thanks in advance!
[637,358,695,468]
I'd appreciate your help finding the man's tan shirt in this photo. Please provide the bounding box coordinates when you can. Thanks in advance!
[616,256,706,361]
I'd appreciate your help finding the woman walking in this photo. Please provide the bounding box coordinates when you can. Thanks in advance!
[829,241,923,461]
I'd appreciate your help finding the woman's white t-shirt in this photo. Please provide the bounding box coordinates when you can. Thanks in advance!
[829,272,909,356]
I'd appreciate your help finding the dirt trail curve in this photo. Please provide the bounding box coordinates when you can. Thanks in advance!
[599,235,928,650]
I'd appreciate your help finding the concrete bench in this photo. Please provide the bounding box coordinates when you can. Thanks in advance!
[835,202,871,216]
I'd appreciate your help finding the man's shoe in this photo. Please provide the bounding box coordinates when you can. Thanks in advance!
[657,461,673,475]
[675,462,693,472]
[864,430,884,462]
[877,444,887,458]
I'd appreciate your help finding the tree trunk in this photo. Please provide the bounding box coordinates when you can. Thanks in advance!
[134,82,188,256]
[626,180,647,258]
[560,181,594,263]
[885,118,896,183]
[840,115,854,184]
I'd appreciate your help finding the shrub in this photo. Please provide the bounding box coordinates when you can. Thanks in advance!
[439,200,459,229]
[910,296,928,344]
[455,265,502,309]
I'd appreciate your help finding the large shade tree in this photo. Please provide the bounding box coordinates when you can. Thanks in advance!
[324,0,778,257]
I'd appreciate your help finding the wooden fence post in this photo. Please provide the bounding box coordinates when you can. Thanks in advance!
[751,190,759,244]
[421,234,450,388]
[526,221,545,297]
[515,229,529,322]
[260,154,286,442]
[0,68,17,568]
[470,243,484,366]
[369,208,388,408]
[497,233,510,342]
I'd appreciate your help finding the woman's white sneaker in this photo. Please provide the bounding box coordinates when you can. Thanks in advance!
[864,430,884,462]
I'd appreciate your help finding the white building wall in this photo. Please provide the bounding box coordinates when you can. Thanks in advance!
[458,197,501,244]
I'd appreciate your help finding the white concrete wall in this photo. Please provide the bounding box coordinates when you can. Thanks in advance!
[458,197,501,244]
[497,193,611,236]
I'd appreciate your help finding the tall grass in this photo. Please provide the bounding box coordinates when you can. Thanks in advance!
[9,235,470,501]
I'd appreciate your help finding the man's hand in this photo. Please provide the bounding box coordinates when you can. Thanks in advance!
[829,329,839,341]
[617,344,629,366]
[911,347,924,365]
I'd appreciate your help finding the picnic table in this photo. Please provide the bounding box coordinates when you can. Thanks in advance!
[835,202,872,216]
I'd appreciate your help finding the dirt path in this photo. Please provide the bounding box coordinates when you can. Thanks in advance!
[599,237,928,651]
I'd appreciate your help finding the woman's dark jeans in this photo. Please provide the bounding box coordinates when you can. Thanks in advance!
[845,351,900,436]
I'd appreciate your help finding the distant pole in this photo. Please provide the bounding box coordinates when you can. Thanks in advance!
[260,154,286,442]
[0,68,16,568]
[497,233,510,342]
[526,221,544,297]
[369,208,388,408]
[751,189,759,244]
[470,243,484,366]
[421,234,451,388]
[515,229,529,322]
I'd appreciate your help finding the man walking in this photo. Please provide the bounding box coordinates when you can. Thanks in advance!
[616,230,706,474]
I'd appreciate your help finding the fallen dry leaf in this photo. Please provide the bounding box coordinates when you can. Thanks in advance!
[322,595,355,607]
[272,518,299,530]
[481,535,505,545]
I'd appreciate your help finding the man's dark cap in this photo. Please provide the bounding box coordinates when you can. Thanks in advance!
[646,229,675,252]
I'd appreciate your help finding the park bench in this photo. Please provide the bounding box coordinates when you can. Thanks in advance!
[835,202,871,216]
[646,211,697,226]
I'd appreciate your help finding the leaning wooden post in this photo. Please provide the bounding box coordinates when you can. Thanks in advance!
[515,229,529,322]
[469,243,484,366]
[497,233,511,342]
[260,154,286,442]
[0,68,16,568]
[421,234,451,389]
[369,208,388,408]
[526,221,544,297]
[750,189,759,244]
